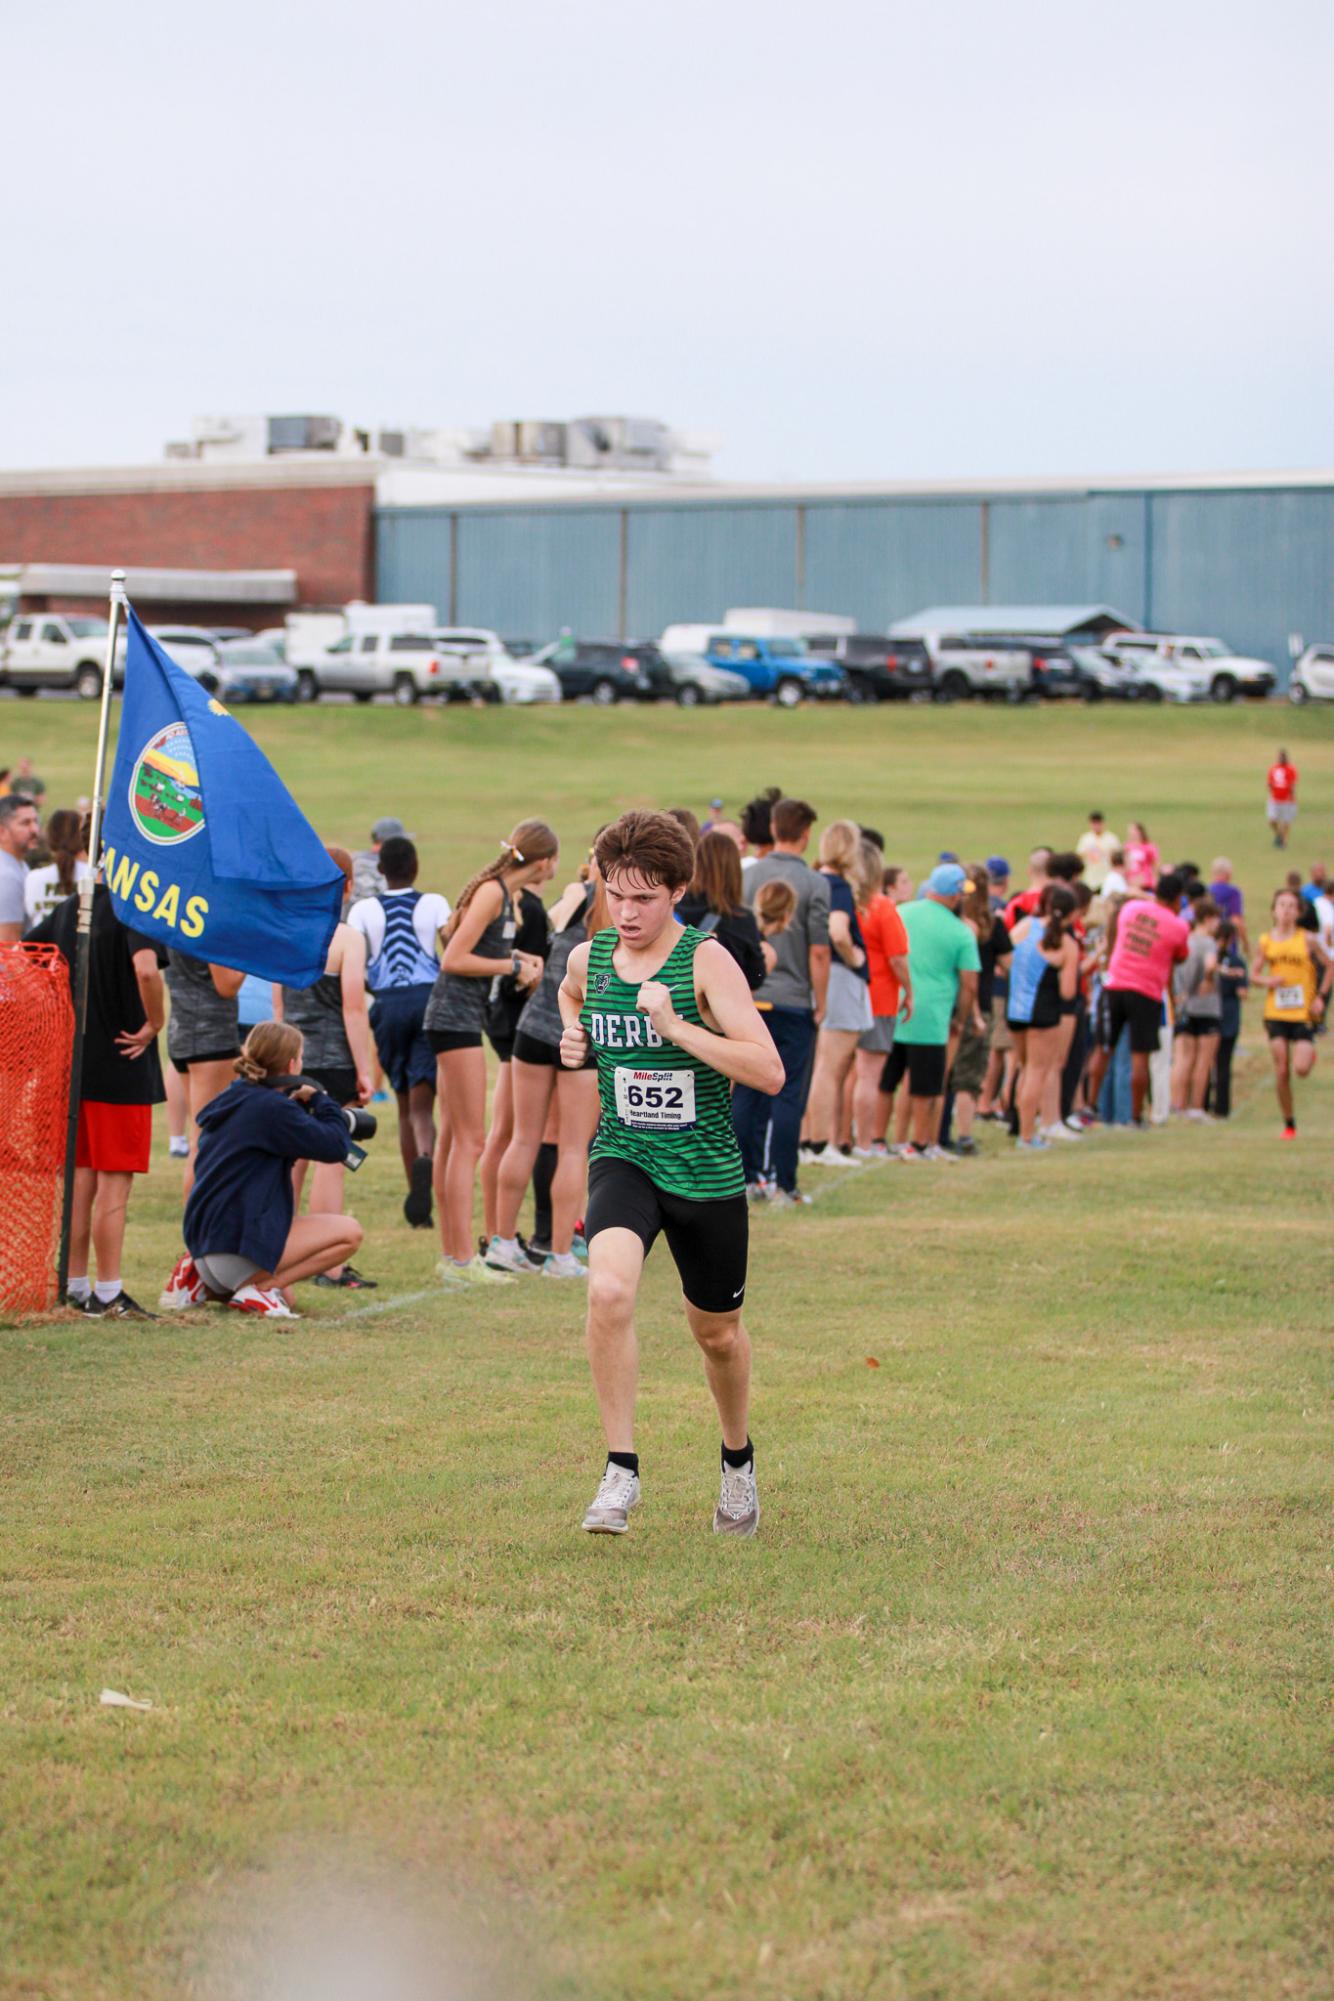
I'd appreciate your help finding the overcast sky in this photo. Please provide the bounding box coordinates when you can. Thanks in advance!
[5,0,1331,482]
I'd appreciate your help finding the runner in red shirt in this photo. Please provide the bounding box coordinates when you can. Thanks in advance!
[1267,747,1299,850]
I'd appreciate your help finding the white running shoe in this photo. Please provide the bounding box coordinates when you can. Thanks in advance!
[714,1459,760,1537]
[437,1255,515,1288]
[745,1181,770,1204]
[228,1283,298,1319]
[1042,1122,1082,1142]
[541,1252,587,1280]
[582,1462,641,1533]
[921,1144,959,1164]
[167,1136,190,1159]
[852,1143,889,1160]
[768,1188,813,1208]
[483,1234,536,1275]
[158,1251,207,1311]
[797,1145,825,1167]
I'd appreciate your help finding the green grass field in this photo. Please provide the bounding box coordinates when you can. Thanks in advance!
[3,698,1332,2000]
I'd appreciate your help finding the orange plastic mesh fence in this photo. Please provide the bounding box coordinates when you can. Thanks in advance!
[0,944,74,1317]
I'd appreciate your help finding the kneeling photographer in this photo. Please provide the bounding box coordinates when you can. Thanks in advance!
[176,1023,369,1319]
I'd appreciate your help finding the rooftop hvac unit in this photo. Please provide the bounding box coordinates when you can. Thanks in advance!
[566,416,671,471]
[490,420,520,460]
[376,429,406,457]
[267,414,342,454]
[516,421,567,462]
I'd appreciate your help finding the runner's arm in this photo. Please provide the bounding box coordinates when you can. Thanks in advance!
[639,943,783,1094]
[441,879,518,978]
[891,952,913,1022]
[557,940,592,1066]
[209,962,246,999]
[337,926,375,1103]
[952,969,979,1031]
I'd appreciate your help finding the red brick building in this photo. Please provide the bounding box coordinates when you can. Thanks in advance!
[0,460,376,626]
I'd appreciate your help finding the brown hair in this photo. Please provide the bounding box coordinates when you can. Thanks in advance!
[817,818,860,876]
[665,806,701,848]
[963,863,993,939]
[236,1020,303,1082]
[755,877,798,936]
[444,818,559,940]
[690,829,744,916]
[594,810,696,892]
[770,797,817,844]
[1040,882,1078,952]
[854,837,883,911]
[45,808,85,896]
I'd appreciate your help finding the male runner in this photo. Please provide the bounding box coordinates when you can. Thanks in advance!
[559,810,784,1538]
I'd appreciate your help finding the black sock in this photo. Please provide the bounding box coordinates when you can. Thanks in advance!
[532,1141,557,1242]
[721,1438,753,1470]
[808,1139,827,1155]
[608,1450,639,1477]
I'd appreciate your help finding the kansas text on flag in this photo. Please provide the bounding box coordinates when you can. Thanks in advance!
[100,611,344,986]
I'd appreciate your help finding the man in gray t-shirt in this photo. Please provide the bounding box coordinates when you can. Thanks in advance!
[733,798,830,1199]
[0,796,41,941]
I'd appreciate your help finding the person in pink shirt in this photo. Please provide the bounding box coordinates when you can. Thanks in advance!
[1122,821,1161,892]
[1085,870,1189,1125]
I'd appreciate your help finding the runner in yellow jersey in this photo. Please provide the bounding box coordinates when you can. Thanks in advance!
[1251,888,1332,1139]
[559,811,783,1538]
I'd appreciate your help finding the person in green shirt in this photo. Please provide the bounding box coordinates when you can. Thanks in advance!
[884,864,981,1158]
[558,810,784,1539]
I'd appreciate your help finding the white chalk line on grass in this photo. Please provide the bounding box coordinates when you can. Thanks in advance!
[330,1286,447,1323]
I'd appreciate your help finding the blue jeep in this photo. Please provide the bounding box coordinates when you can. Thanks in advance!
[703,634,847,705]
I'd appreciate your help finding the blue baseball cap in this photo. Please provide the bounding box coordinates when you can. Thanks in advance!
[987,855,1010,878]
[938,849,959,863]
[926,862,969,898]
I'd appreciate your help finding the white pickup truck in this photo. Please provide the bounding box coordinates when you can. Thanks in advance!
[0,613,117,698]
[920,632,1032,701]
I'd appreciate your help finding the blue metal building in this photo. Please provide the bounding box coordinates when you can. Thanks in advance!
[376,471,1334,679]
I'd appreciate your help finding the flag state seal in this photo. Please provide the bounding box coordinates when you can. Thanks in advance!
[129,721,205,847]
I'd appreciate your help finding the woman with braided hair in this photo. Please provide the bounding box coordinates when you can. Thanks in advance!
[425,820,558,1286]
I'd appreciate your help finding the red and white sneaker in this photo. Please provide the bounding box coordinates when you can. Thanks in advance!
[228,1284,299,1319]
[158,1252,207,1311]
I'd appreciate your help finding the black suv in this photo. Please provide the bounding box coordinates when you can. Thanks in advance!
[804,633,934,701]
[533,638,673,703]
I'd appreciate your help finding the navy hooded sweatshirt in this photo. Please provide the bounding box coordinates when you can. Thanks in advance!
[184,1079,351,1273]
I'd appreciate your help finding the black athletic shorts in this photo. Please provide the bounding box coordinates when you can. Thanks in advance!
[172,1046,240,1076]
[1265,1019,1313,1044]
[513,1028,596,1071]
[427,1028,483,1054]
[1178,1011,1221,1039]
[305,1065,358,1106]
[1105,987,1163,1055]
[881,1040,947,1099]
[584,1156,748,1315]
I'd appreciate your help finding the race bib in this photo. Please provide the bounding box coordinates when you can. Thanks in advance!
[1274,984,1306,1012]
[613,1066,696,1132]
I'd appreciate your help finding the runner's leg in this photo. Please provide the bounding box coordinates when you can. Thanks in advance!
[436,1047,487,1262]
[495,1059,555,1240]
[552,1070,600,1254]
[183,1058,238,1197]
[90,1170,134,1286]
[685,1302,751,1451]
[585,1227,645,1449]
[480,1059,514,1241]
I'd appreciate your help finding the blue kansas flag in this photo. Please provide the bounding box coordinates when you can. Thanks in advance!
[101,610,343,986]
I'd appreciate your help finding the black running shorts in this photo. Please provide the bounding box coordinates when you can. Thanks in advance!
[584,1156,748,1315]
[880,1040,948,1099]
[1105,987,1163,1055]
[1265,1019,1313,1044]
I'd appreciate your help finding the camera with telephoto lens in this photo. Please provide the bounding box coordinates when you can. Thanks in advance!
[269,1075,377,1169]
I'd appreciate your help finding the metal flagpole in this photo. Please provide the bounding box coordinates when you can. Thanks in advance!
[56,569,127,1300]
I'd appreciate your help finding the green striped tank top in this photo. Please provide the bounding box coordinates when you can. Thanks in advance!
[581,924,744,1200]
